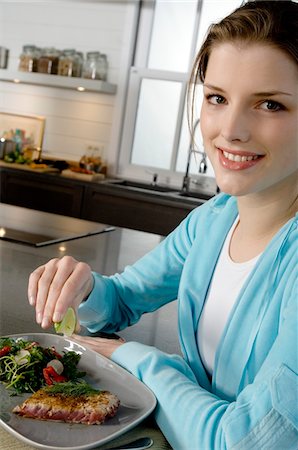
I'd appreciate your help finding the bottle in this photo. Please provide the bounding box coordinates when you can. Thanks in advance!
[92,146,103,172]
[13,129,23,153]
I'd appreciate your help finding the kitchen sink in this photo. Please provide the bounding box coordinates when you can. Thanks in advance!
[177,191,214,201]
[104,179,215,202]
[105,179,177,193]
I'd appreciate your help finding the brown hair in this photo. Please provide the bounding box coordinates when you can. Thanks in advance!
[188,1,298,131]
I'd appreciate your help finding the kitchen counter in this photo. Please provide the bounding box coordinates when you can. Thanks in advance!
[0,163,215,235]
[0,160,214,205]
[0,203,176,449]
[0,203,180,351]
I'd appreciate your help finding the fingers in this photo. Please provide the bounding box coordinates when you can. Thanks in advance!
[29,259,60,325]
[71,334,125,359]
[28,256,93,330]
[28,265,46,306]
[50,261,93,323]
[38,257,76,328]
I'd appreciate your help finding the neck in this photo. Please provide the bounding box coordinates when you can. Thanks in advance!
[229,175,297,262]
[236,177,297,240]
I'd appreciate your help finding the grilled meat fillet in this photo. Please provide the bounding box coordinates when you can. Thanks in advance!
[13,384,120,425]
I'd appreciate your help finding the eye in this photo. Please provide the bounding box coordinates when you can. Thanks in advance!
[259,100,284,112]
[206,94,227,105]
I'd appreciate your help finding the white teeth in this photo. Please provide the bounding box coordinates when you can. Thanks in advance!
[223,151,258,162]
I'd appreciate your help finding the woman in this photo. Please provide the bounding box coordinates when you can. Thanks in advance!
[28,1,298,448]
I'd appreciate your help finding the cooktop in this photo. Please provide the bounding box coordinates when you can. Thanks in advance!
[0,203,114,247]
[0,224,114,247]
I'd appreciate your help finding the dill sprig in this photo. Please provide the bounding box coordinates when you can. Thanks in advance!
[45,381,100,396]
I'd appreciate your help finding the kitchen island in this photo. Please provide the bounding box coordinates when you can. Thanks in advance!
[0,203,176,449]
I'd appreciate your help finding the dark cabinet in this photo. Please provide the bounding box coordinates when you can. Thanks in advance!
[81,186,194,235]
[0,167,199,235]
[0,169,84,218]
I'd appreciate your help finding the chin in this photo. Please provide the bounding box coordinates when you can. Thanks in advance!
[213,164,257,196]
[216,178,250,197]
[220,188,248,197]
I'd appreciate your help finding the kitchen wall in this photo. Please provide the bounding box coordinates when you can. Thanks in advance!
[0,0,138,172]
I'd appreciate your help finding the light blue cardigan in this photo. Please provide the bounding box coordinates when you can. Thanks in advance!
[79,194,298,449]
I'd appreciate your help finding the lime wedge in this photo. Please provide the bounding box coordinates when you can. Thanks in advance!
[54,307,76,336]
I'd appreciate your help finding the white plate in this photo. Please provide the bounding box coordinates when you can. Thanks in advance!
[0,333,156,450]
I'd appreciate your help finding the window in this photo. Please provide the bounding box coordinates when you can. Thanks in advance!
[118,0,242,186]
[131,79,182,169]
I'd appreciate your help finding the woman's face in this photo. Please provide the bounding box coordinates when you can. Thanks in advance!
[200,42,298,197]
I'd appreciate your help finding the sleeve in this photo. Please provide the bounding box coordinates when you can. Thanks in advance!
[78,206,200,333]
[111,278,298,450]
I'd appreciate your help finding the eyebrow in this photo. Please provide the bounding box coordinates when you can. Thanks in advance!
[203,84,293,97]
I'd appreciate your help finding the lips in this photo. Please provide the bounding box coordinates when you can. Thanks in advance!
[218,148,264,170]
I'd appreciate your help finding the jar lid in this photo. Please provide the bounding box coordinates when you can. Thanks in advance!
[86,51,101,58]
[23,45,36,52]
[63,49,76,55]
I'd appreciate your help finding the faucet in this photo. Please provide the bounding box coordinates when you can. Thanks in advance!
[146,169,159,186]
[151,172,158,186]
[181,118,207,192]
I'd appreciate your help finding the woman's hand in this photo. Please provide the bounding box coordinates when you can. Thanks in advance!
[71,334,125,359]
[28,256,94,330]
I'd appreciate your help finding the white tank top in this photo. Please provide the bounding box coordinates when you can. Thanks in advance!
[197,217,260,375]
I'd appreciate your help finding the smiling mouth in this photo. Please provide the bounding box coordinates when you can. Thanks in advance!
[222,150,259,162]
[218,148,264,170]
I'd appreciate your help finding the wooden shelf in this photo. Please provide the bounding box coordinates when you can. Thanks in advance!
[0,69,117,95]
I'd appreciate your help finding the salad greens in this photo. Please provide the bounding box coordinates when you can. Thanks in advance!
[0,337,85,395]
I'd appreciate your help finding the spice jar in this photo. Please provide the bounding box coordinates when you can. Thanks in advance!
[82,52,101,80]
[74,52,83,77]
[58,49,82,77]
[18,45,39,72]
[37,47,60,74]
[97,54,108,81]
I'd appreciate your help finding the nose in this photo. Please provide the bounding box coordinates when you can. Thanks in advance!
[220,107,251,143]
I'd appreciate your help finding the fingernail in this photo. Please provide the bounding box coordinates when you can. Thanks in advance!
[53,312,62,323]
[41,316,50,328]
[29,295,35,306]
[36,312,43,324]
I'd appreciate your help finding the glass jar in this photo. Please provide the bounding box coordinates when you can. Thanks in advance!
[97,54,108,81]
[37,47,60,74]
[91,146,103,172]
[18,45,39,72]
[58,49,82,77]
[82,51,102,80]
[74,52,83,77]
